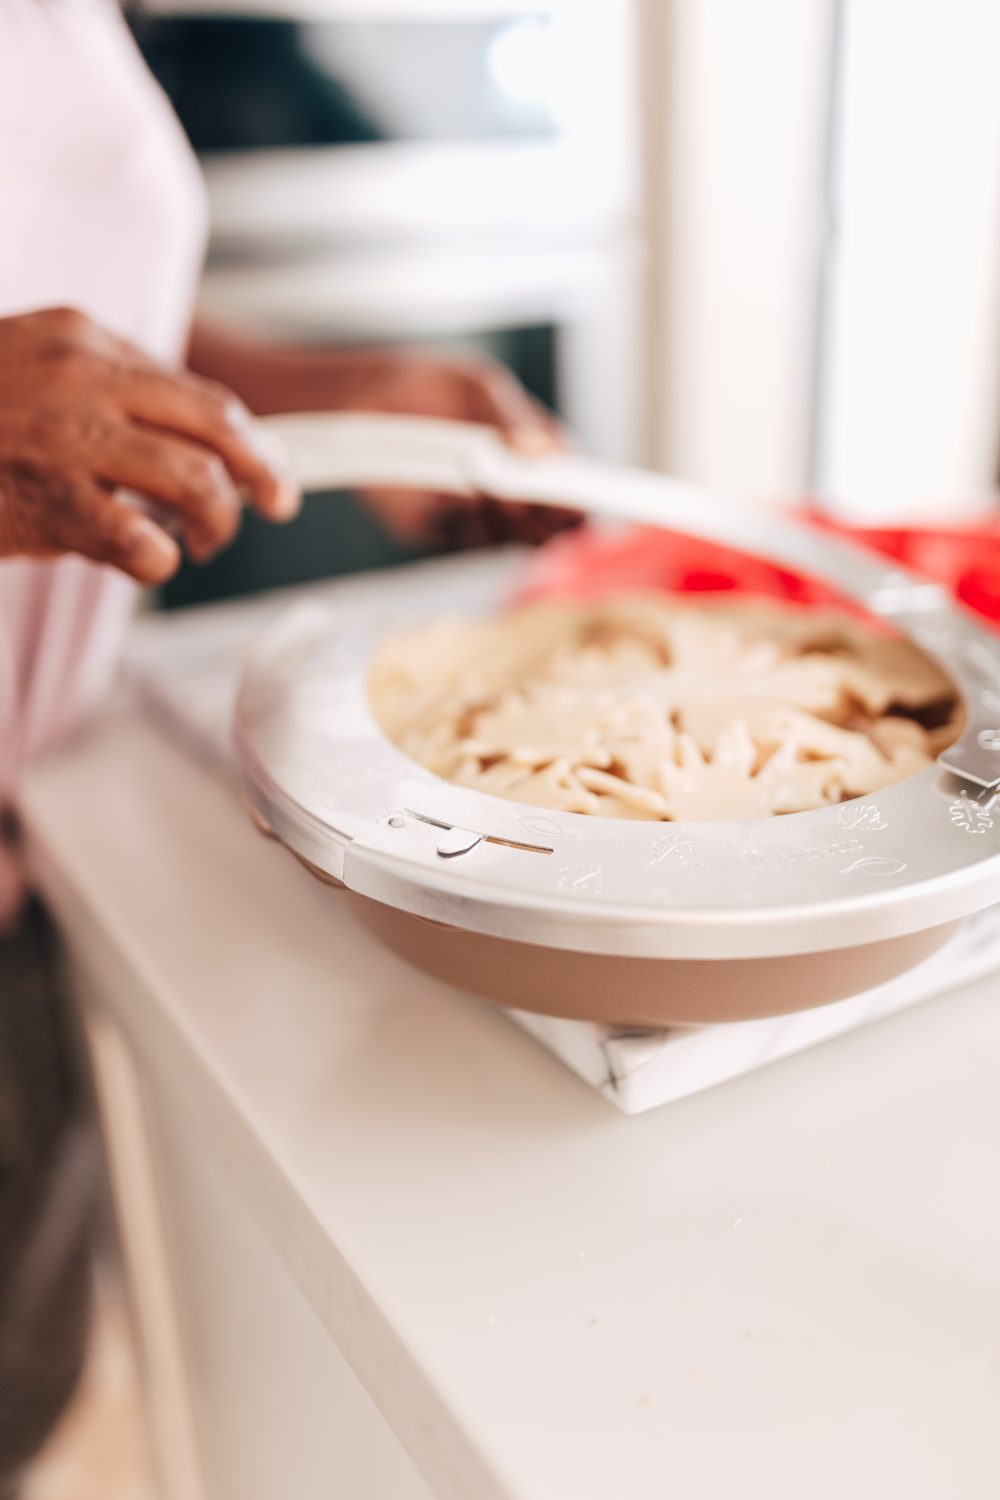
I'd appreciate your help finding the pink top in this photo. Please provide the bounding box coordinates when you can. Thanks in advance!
[0,0,206,918]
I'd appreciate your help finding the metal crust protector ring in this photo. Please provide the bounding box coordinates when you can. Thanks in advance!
[235,416,1000,963]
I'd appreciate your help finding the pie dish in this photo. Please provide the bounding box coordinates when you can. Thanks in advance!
[235,413,1000,1025]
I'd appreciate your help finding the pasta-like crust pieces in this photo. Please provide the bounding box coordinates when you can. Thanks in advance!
[368,595,963,822]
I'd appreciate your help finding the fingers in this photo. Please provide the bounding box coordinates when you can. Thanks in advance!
[118,368,300,522]
[45,480,181,584]
[457,363,565,456]
[456,365,577,534]
[84,422,243,561]
[432,497,581,550]
[492,499,582,545]
[361,487,445,544]
[363,486,582,549]
[360,354,573,544]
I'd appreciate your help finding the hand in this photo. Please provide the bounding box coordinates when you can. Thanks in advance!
[211,336,579,548]
[0,307,299,584]
[336,350,577,547]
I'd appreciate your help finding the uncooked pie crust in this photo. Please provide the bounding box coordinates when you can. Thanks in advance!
[368,595,963,822]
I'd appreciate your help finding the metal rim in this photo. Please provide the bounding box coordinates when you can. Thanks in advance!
[234,574,1000,962]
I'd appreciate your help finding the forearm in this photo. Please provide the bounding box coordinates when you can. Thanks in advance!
[186,316,384,415]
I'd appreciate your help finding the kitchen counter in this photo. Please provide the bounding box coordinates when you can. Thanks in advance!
[19,706,1000,1500]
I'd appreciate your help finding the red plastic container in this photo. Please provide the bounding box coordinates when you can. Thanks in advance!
[518,516,1000,629]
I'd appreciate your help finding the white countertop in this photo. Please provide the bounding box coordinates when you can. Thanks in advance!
[19,708,1000,1500]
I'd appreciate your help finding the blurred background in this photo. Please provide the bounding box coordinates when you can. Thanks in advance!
[123,0,1000,608]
